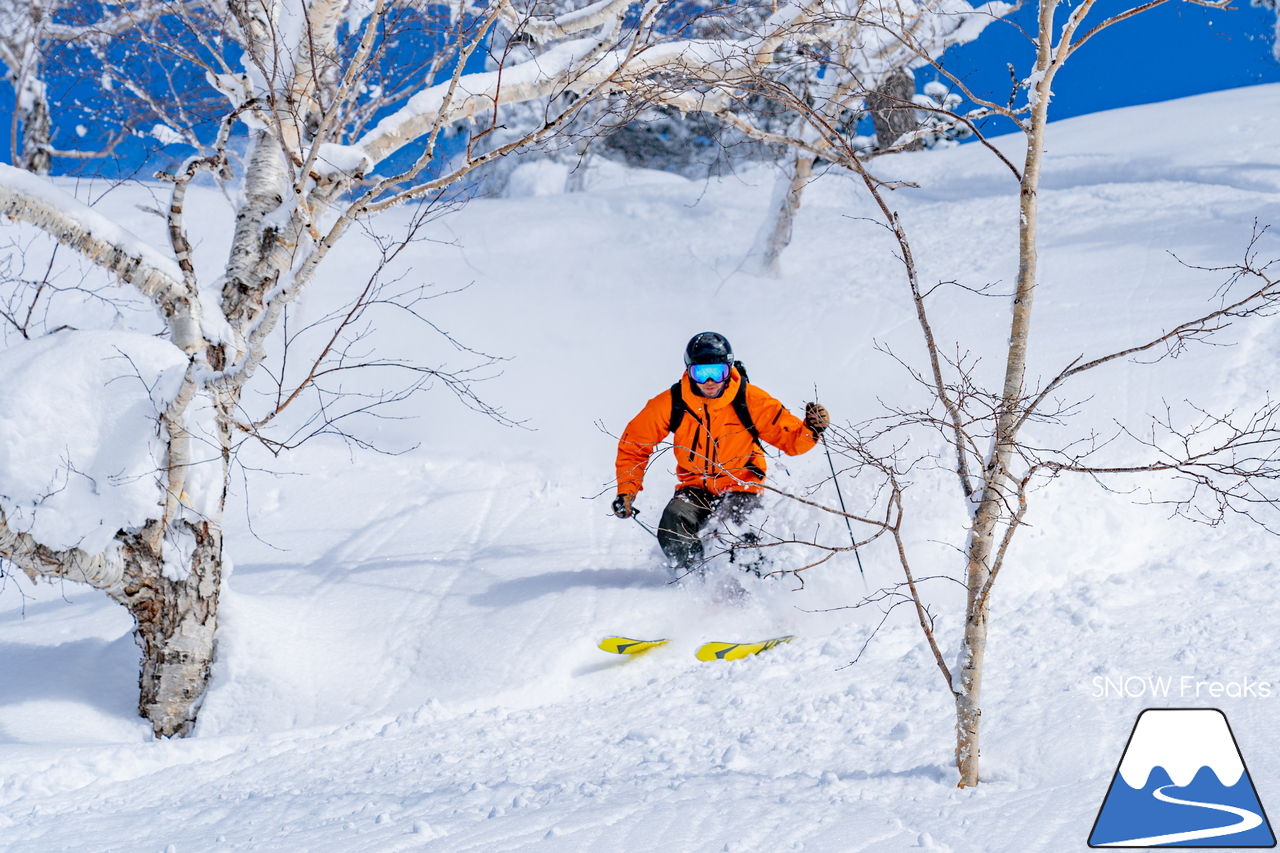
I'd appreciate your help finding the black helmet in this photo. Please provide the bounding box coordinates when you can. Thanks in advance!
[684,332,733,366]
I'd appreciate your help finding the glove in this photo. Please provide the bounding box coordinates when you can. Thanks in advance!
[611,493,635,518]
[805,402,829,438]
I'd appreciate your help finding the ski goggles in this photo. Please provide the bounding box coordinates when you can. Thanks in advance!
[689,363,731,384]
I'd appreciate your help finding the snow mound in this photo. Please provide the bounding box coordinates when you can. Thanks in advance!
[0,331,187,553]
[506,160,569,197]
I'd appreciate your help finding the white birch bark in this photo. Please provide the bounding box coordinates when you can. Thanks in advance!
[753,148,814,277]
[954,0,1061,788]
[16,72,51,173]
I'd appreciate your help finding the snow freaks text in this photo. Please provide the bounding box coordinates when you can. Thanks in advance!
[1091,677,1273,700]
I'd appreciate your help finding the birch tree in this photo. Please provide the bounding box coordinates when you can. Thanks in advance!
[0,0,1041,738]
[713,0,1269,788]
[689,0,1011,274]
[0,0,747,737]
[469,0,1006,226]
[0,0,1008,737]
[903,0,1256,788]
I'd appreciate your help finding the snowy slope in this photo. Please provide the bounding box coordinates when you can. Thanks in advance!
[2,83,1280,852]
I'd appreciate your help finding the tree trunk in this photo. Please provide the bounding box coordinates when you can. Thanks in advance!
[117,519,223,737]
[755,149,814,276]
[117,393,232,739]
[17,79,51,175]
[953,6,1058,786]
[222,131,287,327]
[955,484,998,785]
[10,0,52,176]
[867,68,923,152]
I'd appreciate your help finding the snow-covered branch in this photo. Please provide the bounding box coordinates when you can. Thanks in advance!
[41,0,199,41]
[0,164,203,352]
[499,0,635,43]
[0,512,124,595]
[348,36,759,170]
[347,0,1001,174]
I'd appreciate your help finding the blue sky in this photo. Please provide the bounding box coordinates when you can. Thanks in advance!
[939,0,1280,126]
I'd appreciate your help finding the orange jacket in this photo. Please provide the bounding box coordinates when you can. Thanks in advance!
[616,368,818,497]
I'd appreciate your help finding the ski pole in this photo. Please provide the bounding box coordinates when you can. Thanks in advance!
[631,509,659,540]
[822,434,867,584]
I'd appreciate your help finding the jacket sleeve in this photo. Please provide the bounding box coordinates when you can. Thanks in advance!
[748,385,819,457]
[615,389,675,495]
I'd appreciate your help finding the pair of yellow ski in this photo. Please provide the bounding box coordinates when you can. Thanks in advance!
[598,635,794,662]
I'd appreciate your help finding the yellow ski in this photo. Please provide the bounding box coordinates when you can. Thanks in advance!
[598,637,669,655]
[695,636,795,662]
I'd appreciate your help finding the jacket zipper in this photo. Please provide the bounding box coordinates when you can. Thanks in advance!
[685,392,702,466]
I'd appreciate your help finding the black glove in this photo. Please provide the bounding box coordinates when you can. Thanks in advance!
[805,402,829,438]
[612,493,635,518]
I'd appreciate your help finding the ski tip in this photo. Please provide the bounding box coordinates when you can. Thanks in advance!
[695,635,796,662]
[598,637,670,655]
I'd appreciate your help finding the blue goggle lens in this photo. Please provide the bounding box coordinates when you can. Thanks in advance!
[690,363,731,384]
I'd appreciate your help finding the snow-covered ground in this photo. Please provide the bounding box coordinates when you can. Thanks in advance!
[3,84,1280,852]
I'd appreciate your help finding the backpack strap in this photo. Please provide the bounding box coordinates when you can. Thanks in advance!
[731,379,760,445]
[668,381,686,434]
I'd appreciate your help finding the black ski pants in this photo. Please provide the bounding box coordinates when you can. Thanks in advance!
[657,488,762,569]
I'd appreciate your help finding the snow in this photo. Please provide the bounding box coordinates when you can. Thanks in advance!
[0,331,187,553]
[1,83,1280,851]
[943,1,1018,48]
[150,124,184,146]
[505,160,569,196]
[310,143,373,177]
[1025,67,1049,107]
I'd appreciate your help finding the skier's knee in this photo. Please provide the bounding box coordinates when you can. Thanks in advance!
[720,491,763,525]
[658,528,703,570]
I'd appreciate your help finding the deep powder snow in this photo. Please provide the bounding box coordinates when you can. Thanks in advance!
[0,85,1279,852]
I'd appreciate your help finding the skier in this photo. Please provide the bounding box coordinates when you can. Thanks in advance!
[612,332,829,572]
